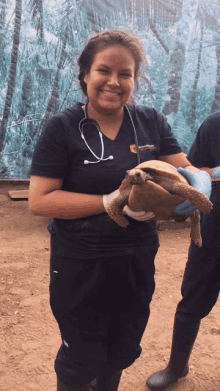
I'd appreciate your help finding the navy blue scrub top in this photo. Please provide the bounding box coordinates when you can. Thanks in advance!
[187,111,220,169]
[30,102,182,259]
[187,111,220,249]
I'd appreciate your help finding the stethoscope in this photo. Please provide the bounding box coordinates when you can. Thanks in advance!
[78,102,140,165]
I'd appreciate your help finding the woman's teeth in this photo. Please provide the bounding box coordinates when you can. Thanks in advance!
[102,91,119,96]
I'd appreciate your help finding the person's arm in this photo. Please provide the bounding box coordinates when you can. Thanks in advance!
[159,152,199,173]
[29,175,105,219]
[196,167,214,177]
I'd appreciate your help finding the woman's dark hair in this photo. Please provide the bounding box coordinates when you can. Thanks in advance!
[78,30,143,96]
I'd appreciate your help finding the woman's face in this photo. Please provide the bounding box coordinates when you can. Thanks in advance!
[84,45,135,115]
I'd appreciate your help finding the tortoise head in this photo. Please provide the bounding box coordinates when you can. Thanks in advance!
[126,168,153,185]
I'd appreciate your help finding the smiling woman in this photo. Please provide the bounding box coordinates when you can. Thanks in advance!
[28,29,212,391]
[83,45,135,123]
[78,30,142,140]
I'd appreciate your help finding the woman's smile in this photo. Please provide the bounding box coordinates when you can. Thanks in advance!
[100,89,122,100]
[101,90,121,97]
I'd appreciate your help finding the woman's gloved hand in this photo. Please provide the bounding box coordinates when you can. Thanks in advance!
[103,190,155,222]
[174,168,212,215]
[212,166,220,178]
[123,205,155,221]
[103,189,120,209]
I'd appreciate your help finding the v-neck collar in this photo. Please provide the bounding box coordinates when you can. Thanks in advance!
[79,103,129,143]
[101,110,128,143]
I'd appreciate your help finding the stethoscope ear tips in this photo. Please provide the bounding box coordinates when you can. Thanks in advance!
[109,156,114,160]
[84,160,89,164]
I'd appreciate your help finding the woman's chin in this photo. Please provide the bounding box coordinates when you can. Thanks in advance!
[97,100,124,113]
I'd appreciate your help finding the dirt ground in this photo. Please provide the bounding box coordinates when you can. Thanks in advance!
[0,182,220,391]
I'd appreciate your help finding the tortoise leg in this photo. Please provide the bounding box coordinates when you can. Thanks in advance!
[105,190,130,228]
[190,210,202,248]
[160,179,213,214]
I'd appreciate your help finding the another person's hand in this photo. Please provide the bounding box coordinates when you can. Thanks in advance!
[103,190,155,222]
[212,166,220,178]
[174,168,212,215]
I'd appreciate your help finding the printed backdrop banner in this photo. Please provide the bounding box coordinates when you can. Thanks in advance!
[0,0,219,179]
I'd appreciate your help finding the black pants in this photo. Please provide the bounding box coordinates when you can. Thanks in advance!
[49,233,159,387]
[176,241,220,323]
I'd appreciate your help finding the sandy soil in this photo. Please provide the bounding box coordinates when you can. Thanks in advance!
[0,182,220,391]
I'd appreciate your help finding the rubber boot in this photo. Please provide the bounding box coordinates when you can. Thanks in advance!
[57,378,92,391]
[96,364,123,391]
[146,317,201,391]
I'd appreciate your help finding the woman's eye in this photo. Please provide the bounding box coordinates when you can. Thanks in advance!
[99,69,108,73]
[120,73,131,78]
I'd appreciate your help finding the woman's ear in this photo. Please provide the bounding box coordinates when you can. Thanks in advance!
[83,73,88,84]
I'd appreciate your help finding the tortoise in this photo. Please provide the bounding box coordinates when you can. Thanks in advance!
[105,160,213,247]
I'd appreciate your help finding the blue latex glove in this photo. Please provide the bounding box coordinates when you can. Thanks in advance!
[174,168,212,215]
[212,166,220,178]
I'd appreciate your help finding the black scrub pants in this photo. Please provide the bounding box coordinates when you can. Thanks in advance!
[49,233,159,387]
[176,242,220,323]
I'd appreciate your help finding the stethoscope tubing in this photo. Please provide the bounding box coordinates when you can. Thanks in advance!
[80,119,105,161]
[78,102,140,165]
[126,105,140,165]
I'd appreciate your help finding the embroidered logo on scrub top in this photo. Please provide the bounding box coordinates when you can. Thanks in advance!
[129,144,156,154]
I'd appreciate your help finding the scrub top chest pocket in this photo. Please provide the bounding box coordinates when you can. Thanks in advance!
[137,143,159,163]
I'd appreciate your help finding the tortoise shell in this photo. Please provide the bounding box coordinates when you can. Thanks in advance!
[134,160,189,182]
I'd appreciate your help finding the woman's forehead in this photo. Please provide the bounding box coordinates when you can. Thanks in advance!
[92,45,135,68]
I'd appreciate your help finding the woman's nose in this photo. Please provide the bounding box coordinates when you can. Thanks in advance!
[107,73,120,86]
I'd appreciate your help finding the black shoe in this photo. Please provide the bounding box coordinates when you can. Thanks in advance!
[90,378,98,391]
[57,378,91,391]
[97,365,122,391]
[57,366,122,391]
[146,317,200,391]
